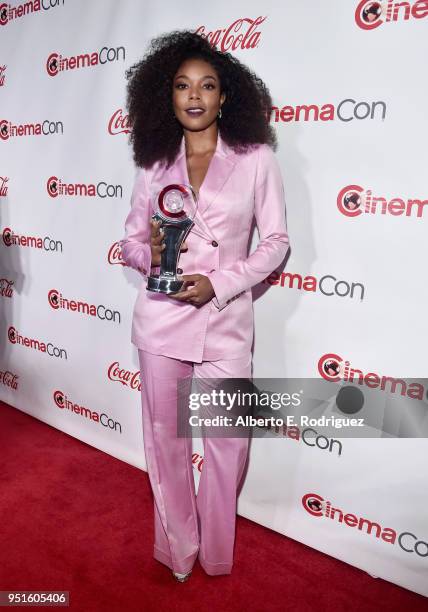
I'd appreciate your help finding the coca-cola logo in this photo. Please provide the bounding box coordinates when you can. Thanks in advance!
[0,278,13,297]
[108,361,141,392]
[108,241,125,266]
[192,453,204,473]
[108,109,130,135]
[0,175,8,196]
[196,16,266,51]
[0,369,18,390]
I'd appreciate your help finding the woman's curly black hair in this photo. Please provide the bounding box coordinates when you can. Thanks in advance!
[125,30,277,169]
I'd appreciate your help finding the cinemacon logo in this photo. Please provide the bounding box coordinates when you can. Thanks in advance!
[195,16,265,51]
[263,270,365,301]
[0,0,64,27]
[53,390,122,434]
[0,118,63,139]
[318,353,425,400]
[108,361,141,392]
[303,493,428,558]
[337,184,428,219]
[2,227,63,252]
[48,289,121,324]
[355,0,428,30]
[8,326,67,359]
[46,46,125,76]
[47,176,122,199]
[271,98,386,123]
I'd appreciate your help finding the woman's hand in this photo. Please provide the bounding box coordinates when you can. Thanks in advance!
[168,274,215,306]
[150,219,187,267]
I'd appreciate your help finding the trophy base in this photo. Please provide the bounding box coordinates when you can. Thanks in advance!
[146,275,184,294]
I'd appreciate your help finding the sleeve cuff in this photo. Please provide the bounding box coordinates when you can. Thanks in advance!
[207,270,234,311]
[138,243,152,277]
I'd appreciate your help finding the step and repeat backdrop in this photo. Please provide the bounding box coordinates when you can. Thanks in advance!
[1,0,427,598]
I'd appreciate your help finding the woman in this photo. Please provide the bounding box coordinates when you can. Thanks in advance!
[120,30,290,582]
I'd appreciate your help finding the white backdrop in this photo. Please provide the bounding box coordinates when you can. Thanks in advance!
[1,0,427,598]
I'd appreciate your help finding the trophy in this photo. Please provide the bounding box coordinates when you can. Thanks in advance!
[146,183,198,294]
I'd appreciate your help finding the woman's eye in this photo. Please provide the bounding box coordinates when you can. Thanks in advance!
[175,83,215,89]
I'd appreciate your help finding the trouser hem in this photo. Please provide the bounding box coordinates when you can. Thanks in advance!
[153,546,198,574]
[198,556,233,576]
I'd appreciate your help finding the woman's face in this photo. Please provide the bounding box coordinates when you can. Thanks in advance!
[172,58,226,132]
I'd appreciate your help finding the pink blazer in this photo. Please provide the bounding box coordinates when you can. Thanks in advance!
[120,132,290,362]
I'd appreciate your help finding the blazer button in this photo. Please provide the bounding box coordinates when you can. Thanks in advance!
[177,268,183,274]
[211,240,218,247]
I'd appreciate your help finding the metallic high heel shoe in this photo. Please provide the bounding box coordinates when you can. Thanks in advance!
[172,570,192,582]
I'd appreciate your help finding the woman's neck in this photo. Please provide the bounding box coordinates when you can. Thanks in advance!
[183,126,218,157]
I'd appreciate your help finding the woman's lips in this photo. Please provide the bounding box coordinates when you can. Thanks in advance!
[185,109,205,117]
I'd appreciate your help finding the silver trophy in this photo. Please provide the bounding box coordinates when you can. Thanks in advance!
[146,183,198,294]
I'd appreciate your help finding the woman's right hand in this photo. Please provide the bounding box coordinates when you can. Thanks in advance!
[150,219,188,267]
[150,219,164,266]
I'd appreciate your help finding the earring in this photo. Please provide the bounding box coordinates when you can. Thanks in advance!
[217,108,222,119]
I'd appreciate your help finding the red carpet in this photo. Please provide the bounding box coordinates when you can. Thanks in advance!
[0,400,426,612]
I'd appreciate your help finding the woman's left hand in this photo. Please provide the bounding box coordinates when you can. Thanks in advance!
[168,274,215,306]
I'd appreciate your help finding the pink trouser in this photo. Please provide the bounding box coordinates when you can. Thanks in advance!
[138,349,252,576]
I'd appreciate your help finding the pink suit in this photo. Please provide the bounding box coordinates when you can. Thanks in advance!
[120,132,290,575]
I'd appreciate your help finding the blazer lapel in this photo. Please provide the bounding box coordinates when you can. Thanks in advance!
[162,131,238,241]
[191,132,238,218]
